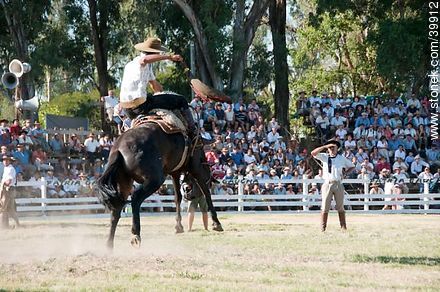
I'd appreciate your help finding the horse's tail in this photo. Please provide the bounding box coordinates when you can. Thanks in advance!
[96,151,126,210]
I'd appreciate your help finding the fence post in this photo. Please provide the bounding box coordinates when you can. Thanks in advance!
[237,175,244,212]
[423,180,429,211]
[40,177,47,216]
[302,174,309,211]
[364,180,369,211]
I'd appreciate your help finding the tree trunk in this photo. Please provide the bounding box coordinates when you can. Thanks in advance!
[269,0,290,134]
[173,0,223,90]
[87,0,109,131]
[229,0,270,101]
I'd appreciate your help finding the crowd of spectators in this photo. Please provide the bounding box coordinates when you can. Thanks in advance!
[0,117,113,198]
[1,90,440,208]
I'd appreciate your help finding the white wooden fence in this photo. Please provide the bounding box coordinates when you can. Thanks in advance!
[13,177,440,218]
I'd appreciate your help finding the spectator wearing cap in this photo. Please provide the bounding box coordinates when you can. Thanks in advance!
[84,133,100,168]
[92,158,105,176]
[369,182,384,196]
[355,112,371,128]
[44,170,61,197]
[392,157,408,173]
[418,166,433,193]
[410,155,429,177]
[68,134,82,155]
[392,166,409,195]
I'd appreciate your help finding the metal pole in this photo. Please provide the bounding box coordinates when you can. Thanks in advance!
[302,175,309,211]
[238,175,244,212]
[424,180,429,211]
[40,177,47,216]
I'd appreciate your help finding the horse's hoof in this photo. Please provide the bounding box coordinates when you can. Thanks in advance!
[106,241,114,250]
[212,224,224,232]
[175,225,184,234]
[130,235,141,248]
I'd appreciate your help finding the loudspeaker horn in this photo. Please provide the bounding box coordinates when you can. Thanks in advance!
[9,59,31,78]
[1,72,19,89]
[15,96,39,111]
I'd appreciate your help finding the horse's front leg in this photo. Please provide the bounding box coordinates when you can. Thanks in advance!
[172,175,184,233]
[130,198,142,248]
[107,207,122,250]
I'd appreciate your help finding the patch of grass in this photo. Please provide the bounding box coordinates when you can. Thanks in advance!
[352,255,440,266]
[175,271,205,280]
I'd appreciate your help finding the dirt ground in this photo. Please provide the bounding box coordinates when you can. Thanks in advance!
[0,213,439,290]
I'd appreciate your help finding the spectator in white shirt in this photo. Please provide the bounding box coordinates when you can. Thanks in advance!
[100,90,118,122]
[267,127,281,144]
[84,133,101,168]
[394,145,406,161]
[410,155,430,177]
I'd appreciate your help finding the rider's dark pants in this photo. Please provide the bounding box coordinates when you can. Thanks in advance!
[126,93,189,120]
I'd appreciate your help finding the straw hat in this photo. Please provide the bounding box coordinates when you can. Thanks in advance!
[134,37,168,53]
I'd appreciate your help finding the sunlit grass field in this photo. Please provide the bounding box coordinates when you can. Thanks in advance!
[0,214,439,290]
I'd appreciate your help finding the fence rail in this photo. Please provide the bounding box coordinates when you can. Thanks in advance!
[13,177,440,218]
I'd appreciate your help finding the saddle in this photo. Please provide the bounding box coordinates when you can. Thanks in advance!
[130,109,187,136]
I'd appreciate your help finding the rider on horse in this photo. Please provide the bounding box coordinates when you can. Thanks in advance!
[119,37,197,138]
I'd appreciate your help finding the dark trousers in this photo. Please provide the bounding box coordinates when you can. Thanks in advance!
[126,93,189,119]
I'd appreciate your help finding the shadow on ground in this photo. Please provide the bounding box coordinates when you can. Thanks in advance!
[352,255,440,266]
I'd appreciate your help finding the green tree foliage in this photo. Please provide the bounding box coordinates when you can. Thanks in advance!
[38,90,101,129]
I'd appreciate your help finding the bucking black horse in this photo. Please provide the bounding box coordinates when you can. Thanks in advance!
[96,112,223,249]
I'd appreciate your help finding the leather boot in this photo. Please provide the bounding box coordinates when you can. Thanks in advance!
[181,108,197,139]
[338,211,347,230]
[321,212,328,232]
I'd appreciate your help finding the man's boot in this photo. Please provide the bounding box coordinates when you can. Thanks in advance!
[181,108,198,139]
[338,211,347,230]
[321,212,328,232]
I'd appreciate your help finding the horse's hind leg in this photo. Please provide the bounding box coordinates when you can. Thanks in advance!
[204,188,224,232]
[107,207,122,249]
[130,176,164,248]
[171,174,184,233]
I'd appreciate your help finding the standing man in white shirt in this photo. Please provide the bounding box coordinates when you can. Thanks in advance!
[311,140,355,232]
[101,90,119,122]
[0,156,19,229]
[119,37,197,138]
